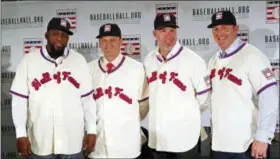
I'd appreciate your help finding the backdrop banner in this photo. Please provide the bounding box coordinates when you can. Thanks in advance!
[1,1,279,158]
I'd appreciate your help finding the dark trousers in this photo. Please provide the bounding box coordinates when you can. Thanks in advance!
[28,151,83,159]
[138,127,202,159]
[211,144,271,159]
[149,142,200,159]
[138,127,151,159]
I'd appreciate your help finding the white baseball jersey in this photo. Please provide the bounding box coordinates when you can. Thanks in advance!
[271,63,280,134]
[209,40,278,152]
[10,46,96,155]
[144,41,211,152]
[87,53,147,158]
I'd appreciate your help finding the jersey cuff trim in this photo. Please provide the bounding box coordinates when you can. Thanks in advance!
[9,90,29,99]
[81,89,94,98]
[257,82,277,95]
[196,87,211,95]
[138,97,149,103]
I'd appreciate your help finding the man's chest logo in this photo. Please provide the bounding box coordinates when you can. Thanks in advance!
[210,67,242,86]
[31,71,80,91]
[147,71,187,91]
[93,86,132,104]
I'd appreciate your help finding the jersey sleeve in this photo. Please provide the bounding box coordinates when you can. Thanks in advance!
[79,58,94,98]
[138,64,149,120]
[192,58,212,95]
[138,64,149,102]
[248,52,277,95]
[9,55,29,99]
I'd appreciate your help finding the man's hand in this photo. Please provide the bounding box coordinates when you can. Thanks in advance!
[251,140,268,158]
[83,134,96,154]
[16,137,31,159]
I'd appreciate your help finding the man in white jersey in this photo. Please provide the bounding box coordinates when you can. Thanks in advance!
[10,17,97,159]
[207,11,279,159]
[144,13,211,159]
[87,23,149,159]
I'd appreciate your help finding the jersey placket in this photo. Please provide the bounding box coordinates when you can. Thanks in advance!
[155,61,171,149]
[39,48,66,152]
[51,59,65,152]
[102,71,113,157]
[96,59,113,157]
[154,47,182,149]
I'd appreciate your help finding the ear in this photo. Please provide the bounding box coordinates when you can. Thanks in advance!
[153,30,157,38]
[45,32,48,40]
[119,36,123,44]
[234,25,240,32]
[98,39,101,48]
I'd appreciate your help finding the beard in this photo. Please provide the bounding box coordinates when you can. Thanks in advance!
[48,43,65,59]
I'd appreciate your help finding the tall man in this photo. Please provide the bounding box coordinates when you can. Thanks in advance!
[207,11,279,159]
[87,23,149,159]
[144,13,211,159]
[10,17,97,159]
